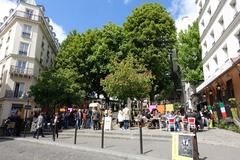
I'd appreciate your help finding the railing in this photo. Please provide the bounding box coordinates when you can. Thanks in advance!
[9,65,34,77]
[22,32,31,38]
[5,90,24,99]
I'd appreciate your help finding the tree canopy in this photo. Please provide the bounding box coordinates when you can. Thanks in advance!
[177,21,203,85]
[30,68,85,108]
[122,3,177,101]
[101,55,153,102]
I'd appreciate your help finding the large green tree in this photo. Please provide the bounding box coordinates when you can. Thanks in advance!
[101,55,153,102]
[30,68,85,109]
[177,21,203,85]
[55,23,125,98]
[122,3,177,102]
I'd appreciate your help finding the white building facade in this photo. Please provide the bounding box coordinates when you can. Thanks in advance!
[196,0,240,107]
[0,0,59,124]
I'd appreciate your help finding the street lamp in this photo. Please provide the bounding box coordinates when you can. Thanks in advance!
[23,92,31,138]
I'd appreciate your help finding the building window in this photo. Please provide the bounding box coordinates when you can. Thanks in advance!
[206,64,210,72]
[218,16,225,33]
[207,7,212,15]
[201,20,205,27]
[222,44,228,56]
[6,30,11,43]
[22,24,32,38]
[25,9,33,19]
[226,79,235,99]
[210,30,215,46]
[19,42,29,55]
[230,0,237,15]
[5,46,8,57]
[213,56,218,66]
[203,41,207,48]
[14,82,25,98]
[234,30,240,47]
[0,38,2,49]
[16,61,27,74]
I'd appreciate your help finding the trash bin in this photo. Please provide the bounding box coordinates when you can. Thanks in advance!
[171,132,199,160]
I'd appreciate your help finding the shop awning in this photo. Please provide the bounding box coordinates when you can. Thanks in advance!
[196,59,234,92]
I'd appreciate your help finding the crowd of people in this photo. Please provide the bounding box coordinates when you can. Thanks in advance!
[117,105,213,132]
[1,104,214,137]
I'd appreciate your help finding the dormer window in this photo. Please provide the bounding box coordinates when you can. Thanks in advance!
[25,9,33,19]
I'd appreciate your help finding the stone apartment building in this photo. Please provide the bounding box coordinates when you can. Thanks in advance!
[0,0,59,124]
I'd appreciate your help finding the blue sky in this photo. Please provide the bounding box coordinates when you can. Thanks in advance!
[0,0,197,42]
[36,0,172,33]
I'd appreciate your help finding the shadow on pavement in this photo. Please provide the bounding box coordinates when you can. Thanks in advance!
[0,137,14,143]
[200,156,208,160]
[144,149,153,155]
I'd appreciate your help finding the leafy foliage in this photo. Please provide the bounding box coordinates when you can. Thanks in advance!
[122,3,177,100]
[55,24,125,98]
[101,55,153,101]
[30,68,85,107]
[177,21,203,85]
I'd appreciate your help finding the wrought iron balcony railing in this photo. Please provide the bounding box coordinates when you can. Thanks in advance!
[9,65,34,77]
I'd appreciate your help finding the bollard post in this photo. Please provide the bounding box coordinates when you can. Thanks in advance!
[193,129,199,159]
[52,124,55,142]
[74,121,77,144]
[139,122,143,154]
[101,116,105,149]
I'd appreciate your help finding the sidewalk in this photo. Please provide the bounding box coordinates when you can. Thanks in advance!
[11,127,240,160]
[59,127,240,148]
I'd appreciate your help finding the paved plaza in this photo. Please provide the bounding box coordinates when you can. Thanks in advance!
[1,128,240,160]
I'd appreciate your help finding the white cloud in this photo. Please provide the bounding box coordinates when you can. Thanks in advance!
[169,0,198,33]
[123,0,131,4]
[49,19,66,43]
[0,0,17,22]
[0,0,66,43]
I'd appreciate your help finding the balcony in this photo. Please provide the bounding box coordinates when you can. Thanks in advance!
[9,65,34,78]
[22,32,31,38]
[5,90,24,99]
[18,50,28,56]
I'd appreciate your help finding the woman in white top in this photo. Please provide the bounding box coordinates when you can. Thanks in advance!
[117,109,124,129]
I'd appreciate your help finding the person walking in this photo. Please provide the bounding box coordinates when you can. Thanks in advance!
[33,112,45,139]
[86,109,92,129]
[123,106,130,130]
[117,108,124,130]
[53,113,59,138]
[92,107,100,130]
[76,109,82,129]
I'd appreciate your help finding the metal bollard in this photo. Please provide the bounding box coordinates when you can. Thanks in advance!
[101,117,105,149]
[139,121,143,154]
[74,121,77,144]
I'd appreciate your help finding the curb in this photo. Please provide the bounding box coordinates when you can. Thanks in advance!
[15,137,168,160]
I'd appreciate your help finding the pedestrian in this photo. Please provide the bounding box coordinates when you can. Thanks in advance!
[86,109,92,129]
[83,109,87,128]
[123,106,130,130]
[33,112,45,139]
[53,113,59,138]
[92,107,100,130]
[117,108,124,130]
[76,109,82,129]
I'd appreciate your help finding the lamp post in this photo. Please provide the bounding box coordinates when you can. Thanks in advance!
[139,101,143,154]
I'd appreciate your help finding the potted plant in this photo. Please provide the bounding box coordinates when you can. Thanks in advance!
[228,98,239,120]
